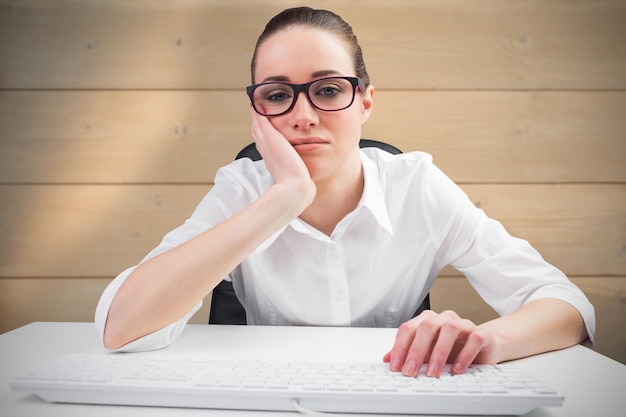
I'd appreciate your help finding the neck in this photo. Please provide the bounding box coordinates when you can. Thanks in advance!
[299,153,364,236]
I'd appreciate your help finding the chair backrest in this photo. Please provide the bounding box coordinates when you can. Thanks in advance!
[235,139,403,161]
[209,139,430,325]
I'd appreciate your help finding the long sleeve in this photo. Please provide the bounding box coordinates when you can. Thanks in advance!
[422,162,595,345]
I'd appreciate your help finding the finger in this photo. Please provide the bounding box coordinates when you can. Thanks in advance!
[401,330,436,377]
[251,107,282,142]
[250,110,299,177]
[451,328,493,374]
[388,312,439,376]
[425,318,474,377]
[383,345,432,367]
[250,110,272,155]
[386,321,419,372]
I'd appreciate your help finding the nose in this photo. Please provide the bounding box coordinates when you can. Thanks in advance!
[288,90,319,129]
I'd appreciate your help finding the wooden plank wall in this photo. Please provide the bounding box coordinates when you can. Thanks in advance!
[0,0,624,363]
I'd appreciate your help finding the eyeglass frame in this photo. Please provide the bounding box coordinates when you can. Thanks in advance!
[246,76,366,117]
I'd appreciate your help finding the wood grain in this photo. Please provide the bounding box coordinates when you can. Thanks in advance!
[1,90,624,184]
[1,184,623,277]
[1,0,624,89]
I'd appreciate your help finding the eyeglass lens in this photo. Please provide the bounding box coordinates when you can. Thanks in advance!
[251,77,357,116]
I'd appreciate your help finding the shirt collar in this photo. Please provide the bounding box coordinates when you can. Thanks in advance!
[358,150,394,235]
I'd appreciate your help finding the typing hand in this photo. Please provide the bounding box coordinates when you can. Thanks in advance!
[383,310,498,378]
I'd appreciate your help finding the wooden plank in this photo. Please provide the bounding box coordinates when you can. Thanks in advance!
[2,90,624,184]
[430,276,626,365]
[0,278,111,334]
[0,184,623,278]
[0,184,209,277]
[1,276,623,365]
[574,277,626,365]
[1,0,624,89]
[0,90,251,184]
[366,91,626,183]
[0,277,212,334]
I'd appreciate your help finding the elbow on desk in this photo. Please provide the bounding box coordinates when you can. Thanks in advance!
[96,312,194,353]
[101,324,129,351]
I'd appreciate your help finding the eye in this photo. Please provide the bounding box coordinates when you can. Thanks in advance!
[257,85,293,103]
[266,91,292,102]
[314,83,342,97]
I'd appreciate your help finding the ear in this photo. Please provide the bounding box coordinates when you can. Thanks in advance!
[360,85,374,124]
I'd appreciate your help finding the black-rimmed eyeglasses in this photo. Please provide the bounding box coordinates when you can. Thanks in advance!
[246,76,365,117]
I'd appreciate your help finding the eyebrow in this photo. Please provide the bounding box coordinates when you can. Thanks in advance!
[260,70,344,83]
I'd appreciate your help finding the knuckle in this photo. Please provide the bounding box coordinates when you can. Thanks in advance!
[448,319,475,333]
[441,320,462,332]
[419,318,439,333]
[467,329,487,345]
[397,321,415,334]
[440,309,461,319]
[420,310,437,319]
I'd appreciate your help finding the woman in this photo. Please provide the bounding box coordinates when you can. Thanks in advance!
[96,7,594,378]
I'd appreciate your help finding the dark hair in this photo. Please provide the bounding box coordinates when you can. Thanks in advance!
[250,7,370,87]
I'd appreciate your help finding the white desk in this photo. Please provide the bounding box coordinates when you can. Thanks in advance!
[0,322,624,417]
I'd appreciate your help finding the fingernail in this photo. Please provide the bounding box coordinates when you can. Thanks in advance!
[426,360,440,377]
[402,360,417,376]
[452,361,464,374]
[390,357,401,371]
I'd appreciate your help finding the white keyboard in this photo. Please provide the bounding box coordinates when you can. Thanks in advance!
[11,353,563,415]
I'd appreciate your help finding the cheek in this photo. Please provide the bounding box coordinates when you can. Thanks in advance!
[265,116,290,137]
[331,108,364,139]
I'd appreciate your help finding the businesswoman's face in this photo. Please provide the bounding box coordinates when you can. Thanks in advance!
[252,26,374,182]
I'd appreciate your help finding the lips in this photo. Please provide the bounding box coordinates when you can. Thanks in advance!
[289,137,328,147]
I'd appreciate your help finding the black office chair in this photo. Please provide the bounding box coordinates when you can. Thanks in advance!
[209,139,430,324]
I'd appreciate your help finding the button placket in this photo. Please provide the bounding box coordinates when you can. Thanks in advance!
[326,241,351,326]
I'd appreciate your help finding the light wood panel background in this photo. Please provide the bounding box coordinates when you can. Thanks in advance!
[0,0,624,364]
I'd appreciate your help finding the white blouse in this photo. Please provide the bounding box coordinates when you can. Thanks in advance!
[95,148,595,352]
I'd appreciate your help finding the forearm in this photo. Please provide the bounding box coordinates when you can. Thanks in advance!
[103,182,312,350]
[478,298,588,363]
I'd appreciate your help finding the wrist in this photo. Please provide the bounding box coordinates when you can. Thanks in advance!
[268,179,316,218]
